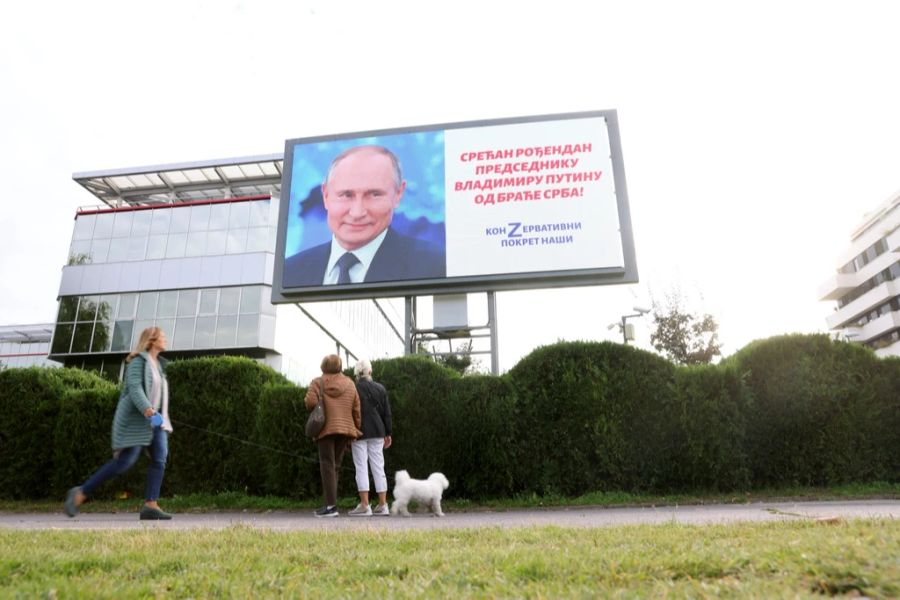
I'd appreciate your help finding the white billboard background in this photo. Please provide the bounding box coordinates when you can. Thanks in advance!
[444,116,623,277]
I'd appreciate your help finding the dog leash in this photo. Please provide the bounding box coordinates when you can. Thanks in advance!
[169,418,358,472]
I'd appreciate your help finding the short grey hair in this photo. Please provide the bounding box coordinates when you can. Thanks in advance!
[354,359,373,380]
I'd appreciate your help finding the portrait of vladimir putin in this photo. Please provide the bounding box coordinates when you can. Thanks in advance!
[283,144,446,287]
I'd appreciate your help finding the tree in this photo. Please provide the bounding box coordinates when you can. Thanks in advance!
[649,290,722,365]
[432,339,474,376]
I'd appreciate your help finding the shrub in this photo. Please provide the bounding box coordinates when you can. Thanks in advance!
[0,367,112,499]
[507,341,677,495]
[254,382,320,498]
[731,334,895,486]
[163,356,287,495]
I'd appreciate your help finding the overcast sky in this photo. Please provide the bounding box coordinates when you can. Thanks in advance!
[2,0,898,371]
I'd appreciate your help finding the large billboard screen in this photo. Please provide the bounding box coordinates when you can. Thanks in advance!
[273,110,637,302]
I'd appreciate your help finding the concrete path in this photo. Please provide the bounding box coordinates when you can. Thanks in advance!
[1,500,897,531]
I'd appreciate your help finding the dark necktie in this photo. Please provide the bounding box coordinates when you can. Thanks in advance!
[336,252,360,284]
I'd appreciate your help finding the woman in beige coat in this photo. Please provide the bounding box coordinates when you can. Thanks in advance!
[305,354,362,517]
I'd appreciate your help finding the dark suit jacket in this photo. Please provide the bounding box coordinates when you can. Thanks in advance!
[283,227,446,287]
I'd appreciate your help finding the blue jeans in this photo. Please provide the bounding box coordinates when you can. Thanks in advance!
[81,427,168,501]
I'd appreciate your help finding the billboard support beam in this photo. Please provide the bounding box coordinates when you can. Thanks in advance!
[404,293,500,376]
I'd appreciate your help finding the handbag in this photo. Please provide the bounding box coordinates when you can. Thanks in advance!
[305,380,326,438]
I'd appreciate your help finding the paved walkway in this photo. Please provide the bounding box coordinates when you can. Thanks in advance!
[1,500,897,531]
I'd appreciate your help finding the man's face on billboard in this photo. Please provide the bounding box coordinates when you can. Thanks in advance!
[322,149,404,251]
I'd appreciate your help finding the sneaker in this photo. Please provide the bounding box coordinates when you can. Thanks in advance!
[314,505,339,518]
[64,486,81,518]
[348,503,372,517]
[372,503,390,516]
[139,506,173,520]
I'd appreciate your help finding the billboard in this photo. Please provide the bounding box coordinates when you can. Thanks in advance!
[272,110,637,302]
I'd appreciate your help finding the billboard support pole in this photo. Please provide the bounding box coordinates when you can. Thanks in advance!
[404,296,414,354]
[488,291,499,375]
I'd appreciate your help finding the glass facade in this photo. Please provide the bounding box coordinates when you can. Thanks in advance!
[51,285,274,356]
[68,199,275,266]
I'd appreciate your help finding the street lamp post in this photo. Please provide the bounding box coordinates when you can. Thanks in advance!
[614,306,651,344]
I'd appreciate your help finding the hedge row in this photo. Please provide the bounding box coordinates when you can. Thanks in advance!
[0,334,896,500]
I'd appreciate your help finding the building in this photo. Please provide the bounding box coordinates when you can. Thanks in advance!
[46,155,405,382]
[818,192,900,357]
[0,324,59,370]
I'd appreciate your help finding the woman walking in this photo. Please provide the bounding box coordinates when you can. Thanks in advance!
[64,326,174,520]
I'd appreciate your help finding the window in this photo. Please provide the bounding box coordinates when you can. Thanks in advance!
[190,204,211,231]
[209,203,230,230]
[177,290,199,317]
[136,293,158,320]
[157,291,178,318]
[236,314,258,346]
[58,297,79,321]
[173,317,195,350]
[111,320,134,352]
[170,207,191,234]
[240,286,261,314]
[118,294,138,319]
[199,289,218,315]
[131,210,152,237]
[151,209,171,235]
[77,296,99,322]
[51,324,74,354]
[72,215,95,240]
[90,238,111,263]
[112,212,134,238]
[93,213,115,238]
[215,315,237,347]
[220,288,240,314]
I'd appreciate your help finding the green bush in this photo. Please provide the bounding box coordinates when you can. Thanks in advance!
[1,335,895,501]
[52,386,124,497]
[430,375,518,498]
[668,364,751,490]
[0,367,111,499]
[731,334,896,486]
[163,356,287,495]
[254,382,319,498]
[507,341,677,495]
[372,356,458,487]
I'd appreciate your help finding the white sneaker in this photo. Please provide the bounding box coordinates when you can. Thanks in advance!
[348,503,372,517]
[372,503,390,516]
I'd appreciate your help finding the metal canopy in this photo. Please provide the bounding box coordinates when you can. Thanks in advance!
[73,154,284,207]
[0,324,55,343]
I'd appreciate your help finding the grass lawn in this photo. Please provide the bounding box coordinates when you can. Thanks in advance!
[1,519,897,597]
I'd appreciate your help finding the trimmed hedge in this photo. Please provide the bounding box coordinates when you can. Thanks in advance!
[507,341,678,494]
[163,356,288,495]
[730,334,898,487]
[0,334,896,500]
[254,382,320,498]
[0,368,113,499]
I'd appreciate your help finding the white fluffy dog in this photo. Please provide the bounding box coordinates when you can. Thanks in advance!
[390,470,450,517]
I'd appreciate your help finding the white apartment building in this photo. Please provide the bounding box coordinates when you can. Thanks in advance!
[819,192,900,357]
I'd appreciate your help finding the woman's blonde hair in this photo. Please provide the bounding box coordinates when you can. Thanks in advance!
[125,326,164,363]
[320,354,343,374]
